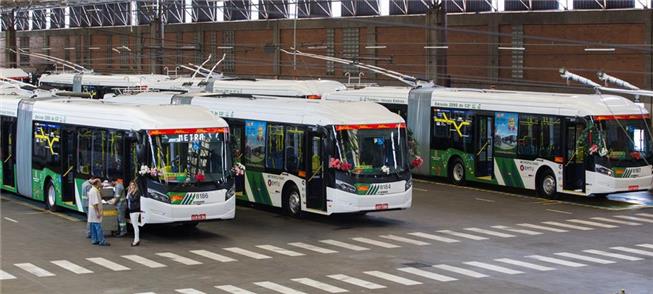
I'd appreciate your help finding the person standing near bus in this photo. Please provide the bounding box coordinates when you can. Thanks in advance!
[82,178,95,239]
[88,179,110,246]
[126,180,142,247]
[111,178,127,237]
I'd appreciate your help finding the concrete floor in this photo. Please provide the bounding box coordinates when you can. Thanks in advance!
[1,180,652,294]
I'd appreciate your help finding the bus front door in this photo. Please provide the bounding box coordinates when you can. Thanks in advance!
[563,119,586,192]
[475,115,494,178]
[1,117,16,188]
[61,129,76,203]
[306,133,326,211]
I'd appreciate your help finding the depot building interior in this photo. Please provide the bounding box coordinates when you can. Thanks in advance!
[1,1,653,294]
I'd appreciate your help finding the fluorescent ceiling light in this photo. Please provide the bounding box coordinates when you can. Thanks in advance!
[584,48,615,52]
[424,46,449,49]
[498,46,525,51]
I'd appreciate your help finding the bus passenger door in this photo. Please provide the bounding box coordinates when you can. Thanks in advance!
[230,122,246,197]
[563,119,586,192]
[61,128,76,203]
[1,117,17,188]
[306,132,326,211]
[475,115,494,178]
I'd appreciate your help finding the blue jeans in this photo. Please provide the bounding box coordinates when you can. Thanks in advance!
[89,222,108,245]
[116,201,127,235]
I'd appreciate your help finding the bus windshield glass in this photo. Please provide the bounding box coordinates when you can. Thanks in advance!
[596,119,652,166]
[335,125,409,175]
[150,131,229,183]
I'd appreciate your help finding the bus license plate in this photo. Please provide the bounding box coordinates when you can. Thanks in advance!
[628,185,639,191]
[375,203,389,210]
[191,213,206,221]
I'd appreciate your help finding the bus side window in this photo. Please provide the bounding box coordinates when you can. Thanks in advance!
[33,122,62,173]
[517,114,540,158]
[231,124,244,163]
[285,126,305,174]
[91,129,107,177]
[431,108,451,150]
[451,110,473,152]
[77,128,92,176]
[540,116,562,159]
[107,130,124,180]
[266,124,285,170]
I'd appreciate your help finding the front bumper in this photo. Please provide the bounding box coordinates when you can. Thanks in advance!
[140,195,236,224]
[325,187,412,214]
[589,172,653,195]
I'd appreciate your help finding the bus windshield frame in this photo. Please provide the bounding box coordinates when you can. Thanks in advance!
[592,116,652,168]
[146,128,231,186]
[333,123,409,176]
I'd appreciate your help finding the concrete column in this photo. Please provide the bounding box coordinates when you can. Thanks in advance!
[3,11,17,67]
[365,25,377,80]
[196,29,204,64]
[149,17,162,74]
[136,26,143,72]
[487,16,499,86]
[425,4,447,86]
[272,22,280,77]
[646,10,653,90]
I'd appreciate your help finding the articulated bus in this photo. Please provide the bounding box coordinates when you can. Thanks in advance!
[325,87,653,198]
[0,95,235,225]
[107,92,413,216]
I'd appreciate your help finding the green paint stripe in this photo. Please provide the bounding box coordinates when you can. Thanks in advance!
[245,171,272,205]
[495,158,524,188]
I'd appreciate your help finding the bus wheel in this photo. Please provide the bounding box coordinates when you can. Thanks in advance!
[45,180,60,212]
[537,170,558,199]
[284,186,302,217]
[449,158,466,185]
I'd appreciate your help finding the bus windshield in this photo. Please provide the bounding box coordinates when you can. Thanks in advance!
[596,119,652,166]
[335,126,409,175]
[151,132,229,183]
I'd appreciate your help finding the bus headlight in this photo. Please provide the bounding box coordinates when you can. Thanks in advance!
[226,185,235,200]
[405,179,413,191]
[149,190,170,203]
[336,180,357,194]
[595,164,614,177]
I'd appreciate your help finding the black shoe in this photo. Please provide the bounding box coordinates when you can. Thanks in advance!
[131,241,140,247]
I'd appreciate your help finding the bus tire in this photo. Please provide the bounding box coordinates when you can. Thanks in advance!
[448,157,466,186]
[44,179,60,212]
[283,184,302,217]
[536,169,558,199]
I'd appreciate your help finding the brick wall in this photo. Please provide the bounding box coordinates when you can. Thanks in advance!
[3,9,651,92]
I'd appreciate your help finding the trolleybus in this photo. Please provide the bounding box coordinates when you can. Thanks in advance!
[0,95,235,225]
[107,92,413,216]
[149,77,346,99]
[325,87,653,198]
[39,72,170,98]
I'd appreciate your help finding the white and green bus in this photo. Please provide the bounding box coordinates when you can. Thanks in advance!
[0,95,235,225]
[107,92,413,216]
[325,87,653,198]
